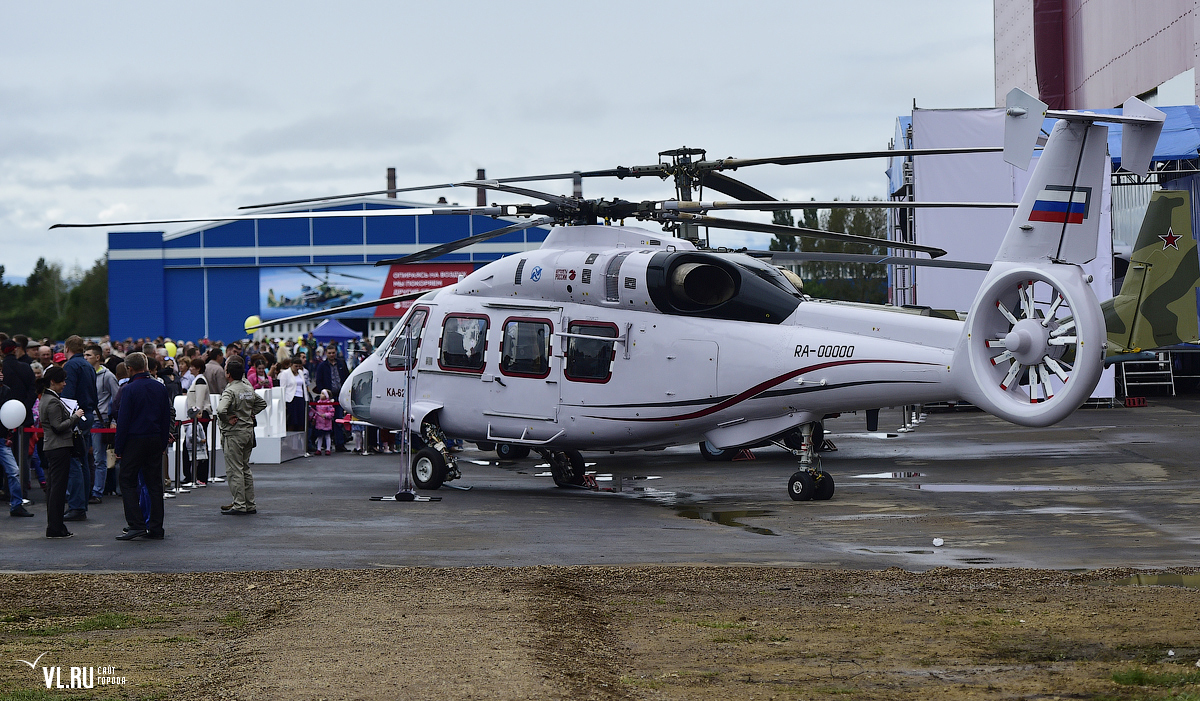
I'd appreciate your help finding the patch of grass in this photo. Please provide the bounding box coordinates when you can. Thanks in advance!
[619,676,663,690]
[218,611,245,628]
[1112,667,1200,687]
[26,613,166,637]
[769,634,790,642]
[972,618,994,627]
[695,620,744,629]
[0,608,39,624]
[1096,692,1200,701]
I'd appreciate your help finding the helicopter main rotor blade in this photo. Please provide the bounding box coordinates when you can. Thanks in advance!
[755,250,990,271]
[700,146,1003,170]
[239,177,578,211]
[374,216,556,266]
[237,147,999,211]
[698,172,776,201]
[247,289,435,330]
[662,213,947,258]
[453,180,571,206]
[50,205,523,229]
[666,200,1019,212]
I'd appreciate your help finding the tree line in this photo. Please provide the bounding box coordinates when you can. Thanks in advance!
[768,198,889,303]
[0,257,108,340]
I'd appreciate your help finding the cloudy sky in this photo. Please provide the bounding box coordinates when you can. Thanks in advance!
[0,1,995,279]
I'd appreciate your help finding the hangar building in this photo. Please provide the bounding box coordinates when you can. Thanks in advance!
[107,198,551,343]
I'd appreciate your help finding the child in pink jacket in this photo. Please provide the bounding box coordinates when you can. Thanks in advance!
[310,390,336,455]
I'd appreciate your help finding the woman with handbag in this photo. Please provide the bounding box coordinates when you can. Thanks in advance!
[40,365,84,539]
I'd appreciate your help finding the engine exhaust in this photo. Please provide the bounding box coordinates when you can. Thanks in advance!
[671,263,735,307]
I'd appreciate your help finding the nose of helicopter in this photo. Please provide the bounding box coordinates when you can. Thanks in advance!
[341,355,377,421]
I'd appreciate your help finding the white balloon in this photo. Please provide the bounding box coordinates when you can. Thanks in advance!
[0,400,26,430]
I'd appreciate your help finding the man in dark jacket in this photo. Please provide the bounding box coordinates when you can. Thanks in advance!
[313,345,347,451]
[1,340,35,421]
[60,335,98,519]
[114,352,172,540]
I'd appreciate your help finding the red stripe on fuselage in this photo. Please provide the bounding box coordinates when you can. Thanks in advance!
[613,359,939,422]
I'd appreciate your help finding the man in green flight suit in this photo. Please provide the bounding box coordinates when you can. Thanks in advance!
[217,357,267,515]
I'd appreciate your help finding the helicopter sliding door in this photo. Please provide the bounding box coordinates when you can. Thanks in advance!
[484,316,560,436]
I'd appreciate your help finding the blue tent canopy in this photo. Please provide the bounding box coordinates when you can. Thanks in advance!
[311,319,361,342]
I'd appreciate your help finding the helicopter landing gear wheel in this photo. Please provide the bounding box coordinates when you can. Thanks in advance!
[788,471,816,501]
[496,443,530,460]
[812,470,835,501]
[548,449,586,487]
[412,448,446,490]
[699,441,737,461]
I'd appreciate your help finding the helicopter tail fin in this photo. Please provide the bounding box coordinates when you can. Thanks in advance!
[1102,190,1200,352]
[952,91,1164,427]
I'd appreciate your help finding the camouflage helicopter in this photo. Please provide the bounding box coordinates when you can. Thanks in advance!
[1103,190,1200,356]
[266,266,371,311]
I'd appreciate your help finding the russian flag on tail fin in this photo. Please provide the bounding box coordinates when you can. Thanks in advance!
[1029,185,1091,225]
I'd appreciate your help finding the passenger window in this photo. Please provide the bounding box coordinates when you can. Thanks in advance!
[564,322,617,382]
[439,315,488,372]
[385,308,427,371]
[500,319,552,378]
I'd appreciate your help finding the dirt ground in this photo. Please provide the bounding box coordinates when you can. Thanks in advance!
[0,567,1198,700]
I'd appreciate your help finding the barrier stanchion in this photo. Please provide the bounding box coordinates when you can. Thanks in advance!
[171,421,189,496]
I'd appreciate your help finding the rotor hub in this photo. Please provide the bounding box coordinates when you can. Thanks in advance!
[1004,318,1048,365]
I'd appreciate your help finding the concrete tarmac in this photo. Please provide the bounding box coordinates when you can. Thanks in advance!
[2,399,1197,573]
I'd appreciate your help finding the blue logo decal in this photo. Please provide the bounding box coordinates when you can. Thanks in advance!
[530,266,543,282]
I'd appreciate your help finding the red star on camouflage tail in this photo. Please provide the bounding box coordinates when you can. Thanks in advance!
[1160,227,1181,249]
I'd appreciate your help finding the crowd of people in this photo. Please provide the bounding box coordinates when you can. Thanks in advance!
[0,331,384,540]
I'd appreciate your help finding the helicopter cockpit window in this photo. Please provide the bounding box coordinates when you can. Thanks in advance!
[564,322,618,382]
[385,308,427,371]
[439,314,488,372]
[499,319,552,378]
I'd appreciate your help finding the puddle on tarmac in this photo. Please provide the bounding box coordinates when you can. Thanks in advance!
[913,484,1100,493]
[1107,573,1200,589]
[851,472,926,479]
[675,509,779,536]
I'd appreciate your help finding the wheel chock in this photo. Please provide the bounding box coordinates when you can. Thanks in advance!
[733,449,757,461]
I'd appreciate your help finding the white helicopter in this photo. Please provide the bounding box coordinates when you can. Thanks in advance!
[57,89,1165,500]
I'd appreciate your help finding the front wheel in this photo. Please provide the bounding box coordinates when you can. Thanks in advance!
[411,448,446,490]
[699,441,737,462]
[550,450,586,487]
[788,471,815,501]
